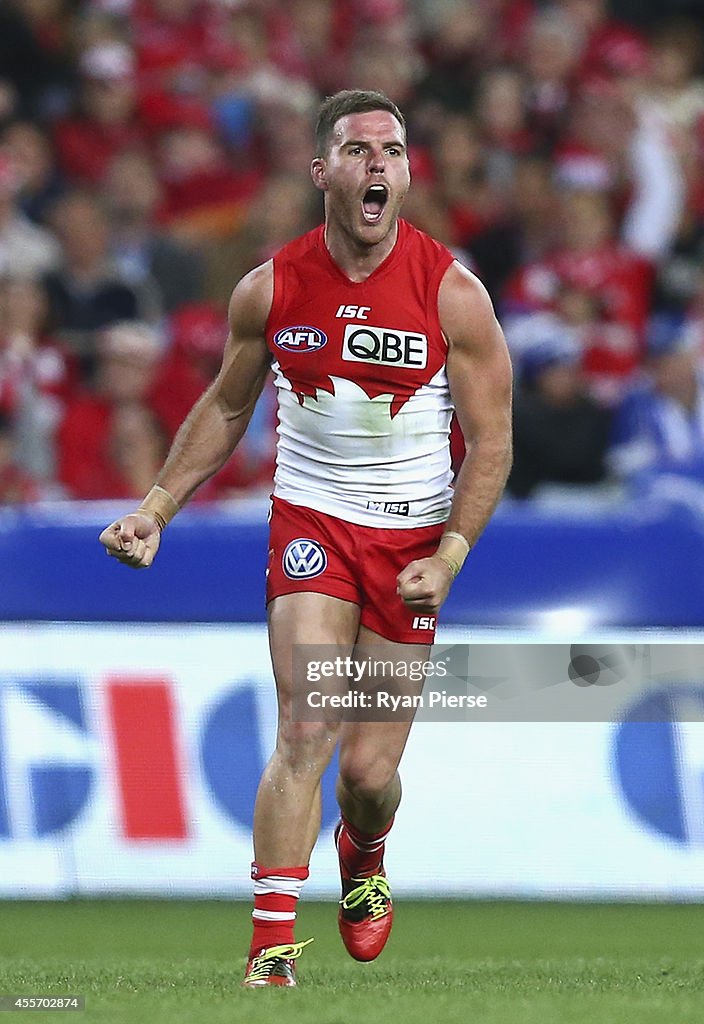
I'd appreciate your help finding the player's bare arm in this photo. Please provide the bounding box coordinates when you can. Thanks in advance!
[397,261,513,613]
[99,262,273,569]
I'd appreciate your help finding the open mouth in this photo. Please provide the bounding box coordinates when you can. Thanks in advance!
[362,184,388,224]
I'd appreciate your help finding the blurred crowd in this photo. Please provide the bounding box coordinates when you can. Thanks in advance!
[1,0,704,505]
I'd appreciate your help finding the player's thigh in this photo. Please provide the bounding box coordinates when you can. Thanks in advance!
[268,591,361,711]
[338,624,431,790]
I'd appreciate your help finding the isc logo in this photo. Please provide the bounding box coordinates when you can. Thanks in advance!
[274,326,328,353]
[367,501,410,515]
[342,325,428,369]
[412,616,436,630]
[336,304,371,320]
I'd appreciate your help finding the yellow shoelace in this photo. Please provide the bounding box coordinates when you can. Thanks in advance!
[246,938,314,982]
[340,875,391,920]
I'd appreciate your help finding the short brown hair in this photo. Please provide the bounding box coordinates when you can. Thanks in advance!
[315,90,406,156]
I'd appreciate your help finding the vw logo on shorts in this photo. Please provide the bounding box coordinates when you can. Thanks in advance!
[283,538,327,579]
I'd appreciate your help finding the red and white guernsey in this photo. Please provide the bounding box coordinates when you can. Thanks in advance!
[266,219,456,528]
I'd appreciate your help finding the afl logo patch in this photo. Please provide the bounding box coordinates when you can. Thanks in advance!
[274,326,327,353]
[283,538,328,579]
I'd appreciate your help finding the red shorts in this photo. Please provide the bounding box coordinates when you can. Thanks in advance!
[266,497,445,644]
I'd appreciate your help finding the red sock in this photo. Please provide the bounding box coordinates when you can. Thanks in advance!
[337,816,394,878]
[249,862,309,956]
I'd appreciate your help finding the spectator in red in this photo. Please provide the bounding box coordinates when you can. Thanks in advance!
[57,313,264,501]
[209,0,265,62]
[53,41,146,185]
[149,303,273,497]
[267,0,358,95]
[149,301,221,438]
[490,0,539,62]
[504,189,653,398]
[132,0,224,97]
[507,188,653,327]
[560,0,647,84]
[57,320,167,499]
[552,85,619,195]
[154,113,262,243]
[556,284,642,404]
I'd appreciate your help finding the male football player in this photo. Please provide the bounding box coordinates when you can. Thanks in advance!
[100,89,512,986]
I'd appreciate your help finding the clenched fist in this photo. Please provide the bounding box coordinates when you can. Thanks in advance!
[396,555,454,615]
[99,512,161,569]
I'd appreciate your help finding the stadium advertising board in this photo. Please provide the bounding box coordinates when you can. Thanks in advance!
[1,625,704,898]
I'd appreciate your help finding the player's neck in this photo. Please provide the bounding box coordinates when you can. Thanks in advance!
[323,221,399,283]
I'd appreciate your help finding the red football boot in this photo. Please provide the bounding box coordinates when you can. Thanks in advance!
[335,821,393,962]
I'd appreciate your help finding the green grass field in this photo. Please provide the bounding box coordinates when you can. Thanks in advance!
[0,900,702,1023]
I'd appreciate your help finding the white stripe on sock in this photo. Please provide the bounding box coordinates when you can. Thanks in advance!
[252,909,296,922]
[345,827,391,853]
[254,876,306,898]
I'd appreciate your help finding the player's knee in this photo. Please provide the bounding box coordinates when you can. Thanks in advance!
[338,752,397,804]
[276,719,340,774]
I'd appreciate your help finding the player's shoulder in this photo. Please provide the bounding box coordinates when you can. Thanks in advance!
[439,259,494,315]
[438,259,501,346]
[228,260,274,333]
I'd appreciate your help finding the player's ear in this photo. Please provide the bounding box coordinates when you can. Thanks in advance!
[311,158,328,191]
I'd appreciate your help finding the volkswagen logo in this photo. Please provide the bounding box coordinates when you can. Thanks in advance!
[282,538,327,579]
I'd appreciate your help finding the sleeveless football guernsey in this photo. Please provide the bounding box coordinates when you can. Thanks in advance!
[266,219,455,528]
